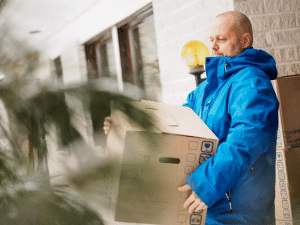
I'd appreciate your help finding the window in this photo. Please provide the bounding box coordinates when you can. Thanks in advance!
[85,32,117,80]
[129,14,161,101]
[85,4,161,147]
[54,56,63,80]
[98,39,117,78]
[85,4,161,101]
[52,56,72,151]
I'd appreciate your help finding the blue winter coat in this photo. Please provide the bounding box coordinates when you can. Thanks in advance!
[183,48,279,224]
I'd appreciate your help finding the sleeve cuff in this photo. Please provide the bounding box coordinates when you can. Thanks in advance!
[186,174,222,208]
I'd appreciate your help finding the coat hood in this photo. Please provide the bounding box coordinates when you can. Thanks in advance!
[205,48,278,83]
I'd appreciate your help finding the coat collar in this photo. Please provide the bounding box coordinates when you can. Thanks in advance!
[204,48,278,88]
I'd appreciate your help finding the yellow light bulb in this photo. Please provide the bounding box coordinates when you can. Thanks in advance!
[181,40,209,67]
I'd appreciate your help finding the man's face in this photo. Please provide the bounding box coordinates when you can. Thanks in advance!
[209,16,244,57]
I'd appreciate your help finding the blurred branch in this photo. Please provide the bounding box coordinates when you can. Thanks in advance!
[0,73,156,224]
[0,0,7,12]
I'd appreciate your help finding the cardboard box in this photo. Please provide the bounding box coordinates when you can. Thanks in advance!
[276,219,300,225]
[274,75,300,150]
[275,148,300,223]
[273,75,300,223]
[107,100,219,225]
[275,149,293,221]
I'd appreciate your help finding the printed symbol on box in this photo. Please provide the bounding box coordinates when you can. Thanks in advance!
[143,154,150,163]
[282,200,289,209]
[201,141,213,153]
[277,139,282,148]
[199,154,211,164]
[181,191,189,199]
[190,213,202,225]
[277,131,282,147]
[279,181,286,190]
[177,214,186,223]
[185,166,194,174]
[278,171,285,181]
[283,209,291,219]
[179,202,185,211]
[277,130,281,138]
[276,152,283,161]
[281,191,288,199]
[187,153,196,162]
[277,162,284,171]
[189,141,198,150]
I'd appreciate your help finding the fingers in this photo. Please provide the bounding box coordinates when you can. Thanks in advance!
[195,202,208,212]
[183,191,207,214]
[105,117,112,122]
[103,126,110,135]
[103,121,111,126]
[103,117,112,135]
[178,184,191,192]
[183,191,196,209]
[189,198,207,214]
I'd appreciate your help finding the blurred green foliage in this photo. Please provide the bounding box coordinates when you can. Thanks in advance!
[0,67,155,225]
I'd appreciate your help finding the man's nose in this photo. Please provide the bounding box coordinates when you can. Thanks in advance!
[211,40,218,51]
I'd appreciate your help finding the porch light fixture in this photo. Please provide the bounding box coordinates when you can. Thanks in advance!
[181,40,209,86]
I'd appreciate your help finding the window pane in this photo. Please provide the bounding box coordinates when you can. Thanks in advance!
[118,25,134,84]
[136,15,161,101]
[98,40,117,79]
[106,41,117,78]
[85,44,98,79]
[54,56,63,79]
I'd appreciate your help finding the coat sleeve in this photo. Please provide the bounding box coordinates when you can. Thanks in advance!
[186,76,279,207]
[182,89,195,109]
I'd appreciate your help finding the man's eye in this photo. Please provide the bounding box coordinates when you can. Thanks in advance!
[220,39,226,42]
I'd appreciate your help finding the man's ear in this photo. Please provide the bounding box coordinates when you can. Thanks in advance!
[241,33,251,48]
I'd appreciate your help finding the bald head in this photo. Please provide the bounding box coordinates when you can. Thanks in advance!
[209,11,253,57]
[217,11,253,47]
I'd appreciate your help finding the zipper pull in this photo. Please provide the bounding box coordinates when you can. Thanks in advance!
[225,62,230,72]
[226,191,233,213]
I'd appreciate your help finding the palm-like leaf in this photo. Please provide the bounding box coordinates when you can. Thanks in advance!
[0,75,155,224]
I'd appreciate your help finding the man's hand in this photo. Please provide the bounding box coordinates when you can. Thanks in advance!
[178,184,207,214]
[103,117,112,135]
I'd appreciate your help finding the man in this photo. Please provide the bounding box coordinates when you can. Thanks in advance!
[104,11,279,224]
[178,11,279,224]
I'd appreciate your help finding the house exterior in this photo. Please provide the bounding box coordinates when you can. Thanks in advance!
[31,0,300,106]
[28,0,299,150]
[1,0,300,224]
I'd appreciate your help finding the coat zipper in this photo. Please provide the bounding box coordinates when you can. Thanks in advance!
[226,190,233,213]
[201,62,230,122]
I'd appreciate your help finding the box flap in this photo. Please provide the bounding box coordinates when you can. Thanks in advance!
[140,100,218,140]
[111,100,218,140]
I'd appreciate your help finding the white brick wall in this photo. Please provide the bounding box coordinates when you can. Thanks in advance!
[44,0,152,59]
[234,0,300,77]
[264,0,300,13]
[235,0,265,15]
[33,56,53,82]
[37,0,300,102]
[40,0,235,105]
[153,0,234,105]
[61,44,87,84]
